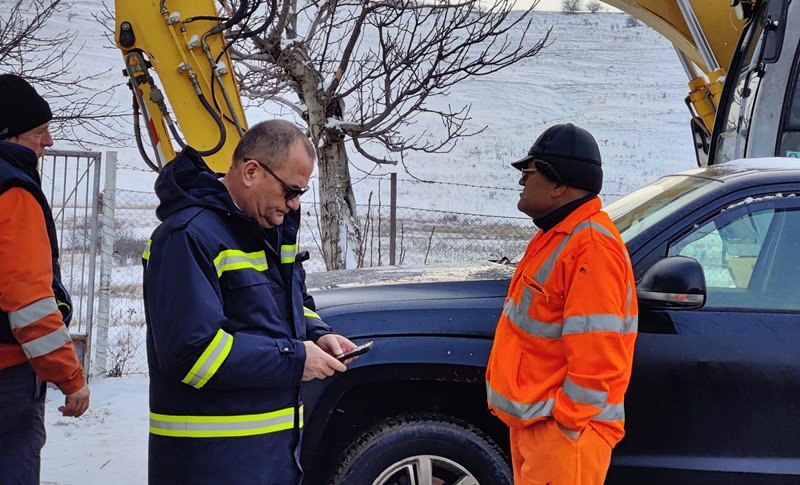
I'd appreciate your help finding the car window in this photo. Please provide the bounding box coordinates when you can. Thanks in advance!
[668,198,800,311]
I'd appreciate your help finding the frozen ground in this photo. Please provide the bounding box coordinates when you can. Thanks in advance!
[0,0,706,482]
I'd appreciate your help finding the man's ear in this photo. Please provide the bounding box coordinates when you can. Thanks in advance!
[241,160,259,188]
[551,183,568,199]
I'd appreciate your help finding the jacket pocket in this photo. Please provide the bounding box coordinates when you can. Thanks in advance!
[223,268,273,290]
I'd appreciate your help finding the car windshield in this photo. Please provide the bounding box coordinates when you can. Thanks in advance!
[606,171,721,243]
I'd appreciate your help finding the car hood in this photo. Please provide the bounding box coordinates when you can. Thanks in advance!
[306,261,515,338]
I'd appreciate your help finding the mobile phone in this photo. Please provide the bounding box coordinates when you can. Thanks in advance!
[337,341,373,362]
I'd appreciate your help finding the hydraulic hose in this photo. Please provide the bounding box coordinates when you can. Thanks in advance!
[132,97,161,173]
[195,91,227,157]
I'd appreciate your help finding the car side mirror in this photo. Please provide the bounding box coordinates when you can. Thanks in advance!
[636,256,707,310]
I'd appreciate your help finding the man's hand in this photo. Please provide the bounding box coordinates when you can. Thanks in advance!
[315,334,358,362]
[302,340,346,381]
[59,384,90,417]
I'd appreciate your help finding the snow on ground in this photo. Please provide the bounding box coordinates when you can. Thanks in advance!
[41,376,149,485]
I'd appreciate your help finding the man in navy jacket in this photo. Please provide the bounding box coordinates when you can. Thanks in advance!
[143,120,356,484]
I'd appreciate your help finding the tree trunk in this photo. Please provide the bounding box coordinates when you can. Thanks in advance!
[291,53,362,270]
[316,140,362,270]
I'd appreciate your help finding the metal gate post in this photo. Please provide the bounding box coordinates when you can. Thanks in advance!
[95,152,117,377]
[82,154,102,376]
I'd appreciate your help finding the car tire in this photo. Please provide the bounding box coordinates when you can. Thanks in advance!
[329,413,512,485]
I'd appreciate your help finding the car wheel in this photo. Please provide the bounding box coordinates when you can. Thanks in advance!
[329,414,511,485]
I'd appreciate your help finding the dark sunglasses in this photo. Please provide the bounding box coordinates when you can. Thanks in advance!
[246,159,310,200]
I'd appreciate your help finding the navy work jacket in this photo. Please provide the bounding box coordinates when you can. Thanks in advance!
[143,147,332,485]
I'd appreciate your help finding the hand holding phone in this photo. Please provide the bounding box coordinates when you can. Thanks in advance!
[337,341,373,362]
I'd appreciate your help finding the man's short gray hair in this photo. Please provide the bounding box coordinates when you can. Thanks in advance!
[232,119,315,168]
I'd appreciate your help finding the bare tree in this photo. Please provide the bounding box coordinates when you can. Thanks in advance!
[229,0,550,269]
[586,1,603,13]
[0,0,123,147]
[562,0,582,13]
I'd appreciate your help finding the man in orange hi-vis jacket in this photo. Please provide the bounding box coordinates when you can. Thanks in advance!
[0,74,90,484]
[486,123,637,484]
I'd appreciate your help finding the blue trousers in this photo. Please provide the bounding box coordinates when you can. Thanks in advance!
[0,363,46,485]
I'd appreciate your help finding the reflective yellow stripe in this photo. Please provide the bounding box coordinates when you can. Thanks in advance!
[280,244,298,264]
[213,249,268,277]
[149,405,304,438]
[181,329,234,389]
[303,306,321,320]
[142,239,152,261]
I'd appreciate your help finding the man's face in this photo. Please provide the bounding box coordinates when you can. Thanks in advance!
[9,122,53,158]
[246,141,314,229]
[516,163,560,219]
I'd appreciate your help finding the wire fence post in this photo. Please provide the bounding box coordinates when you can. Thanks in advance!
[390,172,397,265]
[95,151,117,377]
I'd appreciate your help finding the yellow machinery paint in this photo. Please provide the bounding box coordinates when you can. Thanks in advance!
[114,0,248,172]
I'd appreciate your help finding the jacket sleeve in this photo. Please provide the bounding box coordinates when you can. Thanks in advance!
[0,188,85,394]
[296,256,333,342]
[553,238,633,431]
[144,228,306,390]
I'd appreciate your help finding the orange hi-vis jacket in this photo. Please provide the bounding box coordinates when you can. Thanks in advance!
[486,197,637,447]
[0,179,85,394]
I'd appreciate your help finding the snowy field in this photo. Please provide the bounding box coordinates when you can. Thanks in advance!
[0,0,708,482]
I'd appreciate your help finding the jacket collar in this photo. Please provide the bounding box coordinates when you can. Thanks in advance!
[551,196,603,235]
[0,141,39,178]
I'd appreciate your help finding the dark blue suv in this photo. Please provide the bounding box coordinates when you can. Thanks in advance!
[301,158,800,484]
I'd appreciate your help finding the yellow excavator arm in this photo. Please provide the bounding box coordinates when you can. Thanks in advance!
[115,0,248,173]
[605,0,751,137]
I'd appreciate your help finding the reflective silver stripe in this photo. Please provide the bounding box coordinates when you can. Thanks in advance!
[213,250,268,277]
[182,330,234,389]
[280,244,298,264]
[21,326,71,359]
[562,376,607,408]
[8,297,58,330]
[533,235,572,286]
[486,381,555,421]
[502,288,562,339]
[594,403,625,422]
[563,314,625,335]
[149,406,302,438]
[532,220,617,285]
[622,315,638,334]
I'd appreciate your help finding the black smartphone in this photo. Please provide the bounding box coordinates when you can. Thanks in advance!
[337,341,373,362]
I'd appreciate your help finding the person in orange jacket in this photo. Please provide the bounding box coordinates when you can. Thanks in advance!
[0,74,90,484]
[486,123,637,484]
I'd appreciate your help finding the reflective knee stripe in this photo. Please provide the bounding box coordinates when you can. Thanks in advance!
[21,326,71,359]
[149,405,303,438]
[213,249,268,277]
[142,239,152,261]
[8,297,58,329]
[280,244,298,264]
[303,306,321,320]
[562,376,607,408]
[502,289,562,339]
[182,329,233,389]
[486,382,555,421]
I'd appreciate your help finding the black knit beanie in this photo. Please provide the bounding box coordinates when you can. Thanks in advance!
[512,123,603,194]
[0,74,53,139]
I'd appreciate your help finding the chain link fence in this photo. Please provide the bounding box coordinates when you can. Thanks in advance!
[106,188,532,375]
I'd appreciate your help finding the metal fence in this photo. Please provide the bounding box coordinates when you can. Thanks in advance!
[39,150,104,373]
[105,188,533,375]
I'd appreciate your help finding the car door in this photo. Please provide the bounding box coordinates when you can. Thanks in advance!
[612,191,800,483]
